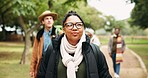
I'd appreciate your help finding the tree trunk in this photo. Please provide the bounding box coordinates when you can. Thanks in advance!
[18,15,40,64]
[18,16,31,64]
[1,14,7,41]
[1,26,6,41]
[20,32,31,64]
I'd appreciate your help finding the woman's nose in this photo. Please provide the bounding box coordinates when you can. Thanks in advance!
[72,25,78,30]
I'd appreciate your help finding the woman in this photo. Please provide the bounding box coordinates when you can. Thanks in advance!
[37,11,111,78]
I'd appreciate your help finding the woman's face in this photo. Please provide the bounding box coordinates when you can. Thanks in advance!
[63,16,84,45]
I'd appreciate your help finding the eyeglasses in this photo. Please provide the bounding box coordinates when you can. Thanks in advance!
[64,22,84,30]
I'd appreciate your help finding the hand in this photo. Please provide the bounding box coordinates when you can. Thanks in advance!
[30,72,35,78]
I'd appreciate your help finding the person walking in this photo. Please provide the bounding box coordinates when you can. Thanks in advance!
[30,10,58,78]
[108,28,126,78]
[85,28,101,46]
[36,11,111,78]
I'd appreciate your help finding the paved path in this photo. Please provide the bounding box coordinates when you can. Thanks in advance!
[100,45,148,78]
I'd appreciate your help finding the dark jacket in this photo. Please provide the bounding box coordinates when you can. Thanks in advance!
[37,34,112,78]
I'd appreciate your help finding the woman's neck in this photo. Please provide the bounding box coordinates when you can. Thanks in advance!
[68,40,79,46]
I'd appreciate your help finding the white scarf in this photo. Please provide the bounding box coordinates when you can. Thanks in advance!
[60,32,86,78]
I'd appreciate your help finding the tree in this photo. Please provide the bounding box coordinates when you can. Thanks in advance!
[0,0,49,64]
[0,0,16,40]
[12,0,40,64]
[0,0,108,64]
[129,0,148,29]
[48,0,106,30]
[15,0,49,64]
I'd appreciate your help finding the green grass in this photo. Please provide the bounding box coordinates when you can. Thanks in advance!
[0,42,30,78]
[0,64,29,78]
[98,35,148,45]
[122,36,148,71]
[125,38,148,44]
[0,42,24,52]
[127,44,148,71]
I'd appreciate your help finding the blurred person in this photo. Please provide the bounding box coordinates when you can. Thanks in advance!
[30,10,58,78]
[85,28,101,46]
[108,28,126,78]
[37,11,112,78]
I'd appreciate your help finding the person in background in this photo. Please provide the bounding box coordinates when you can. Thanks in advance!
[30,10,58,78]
[85,28,101,46]
[108,28,126,78]
[37,11,112,78]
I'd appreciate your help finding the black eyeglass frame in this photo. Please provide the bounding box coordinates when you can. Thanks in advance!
[64,22,84,30]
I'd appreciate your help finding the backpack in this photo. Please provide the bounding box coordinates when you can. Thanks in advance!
[90,43,100,67]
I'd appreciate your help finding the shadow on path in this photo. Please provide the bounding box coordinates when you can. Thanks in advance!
[100,45,148,78]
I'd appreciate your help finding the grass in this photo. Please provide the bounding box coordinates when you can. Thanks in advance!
[0,42,24,52]
[127,44,148,71]
[0,64,29,78]
[0,42,30,78]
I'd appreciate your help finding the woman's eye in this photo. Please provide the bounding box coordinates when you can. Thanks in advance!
[77,24,81,26]
[77,23,83,26]
[67,24,73,27]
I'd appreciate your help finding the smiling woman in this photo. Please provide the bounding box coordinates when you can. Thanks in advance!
[37,11,112,78]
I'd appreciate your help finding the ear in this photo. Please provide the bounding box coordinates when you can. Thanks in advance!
[41,20,45,24]
[62,28,65,33]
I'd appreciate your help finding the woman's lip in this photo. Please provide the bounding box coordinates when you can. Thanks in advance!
[71,32,78,35]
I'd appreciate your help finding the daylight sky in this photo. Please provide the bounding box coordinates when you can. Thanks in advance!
[88,0,135,20]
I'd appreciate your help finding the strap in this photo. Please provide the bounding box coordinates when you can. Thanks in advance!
[51,27,59,39]
[90,43,100,67]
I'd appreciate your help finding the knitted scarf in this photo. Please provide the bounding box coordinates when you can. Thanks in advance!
[60,32,86,78]
[116,36,123,64]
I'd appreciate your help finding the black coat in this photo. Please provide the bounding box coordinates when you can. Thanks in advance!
[37,34,112,78]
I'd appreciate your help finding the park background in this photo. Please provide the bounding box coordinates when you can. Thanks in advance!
[0,0,148,78]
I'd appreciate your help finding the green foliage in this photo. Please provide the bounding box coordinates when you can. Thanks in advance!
[103,16,127,33]
[12,0,36,16]
[50,0,105,30]
[0,0,49,26]
[63,0,87,8]
[74,4,103,29]
[130,0,148,29]
[104,16,117,31]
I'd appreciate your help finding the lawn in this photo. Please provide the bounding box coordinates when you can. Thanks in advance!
[0,42,30,78]
[122,36,148,71]
[127,44,148,71]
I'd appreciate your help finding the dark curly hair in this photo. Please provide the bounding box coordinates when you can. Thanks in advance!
[62,11,85,27]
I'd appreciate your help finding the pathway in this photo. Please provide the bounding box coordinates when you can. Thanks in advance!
[100,45,148,78]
